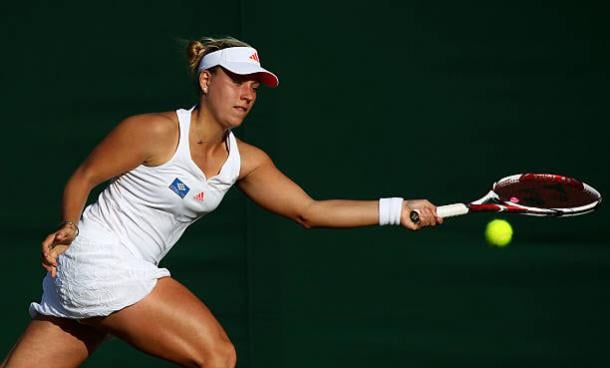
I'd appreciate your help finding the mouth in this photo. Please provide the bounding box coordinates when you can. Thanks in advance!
[234,106,248,113]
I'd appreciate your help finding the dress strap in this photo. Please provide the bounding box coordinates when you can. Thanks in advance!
[174,107,194,159]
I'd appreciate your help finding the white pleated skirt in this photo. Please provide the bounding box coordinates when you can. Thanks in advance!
[29,220,170,319]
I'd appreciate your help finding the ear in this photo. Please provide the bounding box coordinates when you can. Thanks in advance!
[198,70,212,94]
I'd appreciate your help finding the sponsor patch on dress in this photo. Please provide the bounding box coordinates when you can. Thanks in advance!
[169,178,190,198]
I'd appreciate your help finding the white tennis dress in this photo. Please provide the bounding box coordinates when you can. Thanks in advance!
[30,107,241,319]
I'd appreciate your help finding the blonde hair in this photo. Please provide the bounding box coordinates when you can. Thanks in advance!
[186,36,252,76]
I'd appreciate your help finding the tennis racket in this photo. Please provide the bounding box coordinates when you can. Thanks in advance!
[410,173,602,223]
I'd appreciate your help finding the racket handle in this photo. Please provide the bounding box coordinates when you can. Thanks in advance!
[436,203,469,218]
[409,203,469,224]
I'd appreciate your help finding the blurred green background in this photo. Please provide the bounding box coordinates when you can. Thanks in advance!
[1,1,608,367]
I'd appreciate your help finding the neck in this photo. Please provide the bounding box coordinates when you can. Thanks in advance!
[192,105,228,147]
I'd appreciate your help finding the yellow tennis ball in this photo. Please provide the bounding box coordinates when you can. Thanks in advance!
[485,219,513,247]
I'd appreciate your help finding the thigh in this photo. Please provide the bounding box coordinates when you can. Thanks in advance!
[2,315,107,368]
[82,277,232,367]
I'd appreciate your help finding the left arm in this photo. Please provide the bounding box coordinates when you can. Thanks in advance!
[237,141,440,230]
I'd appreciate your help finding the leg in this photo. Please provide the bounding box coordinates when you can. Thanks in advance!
[82,277,236,368]
[2,315,107,368]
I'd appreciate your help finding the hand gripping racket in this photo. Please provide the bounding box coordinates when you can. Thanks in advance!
[410,173,602,223]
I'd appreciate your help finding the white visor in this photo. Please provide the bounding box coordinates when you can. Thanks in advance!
[197,46,279,88]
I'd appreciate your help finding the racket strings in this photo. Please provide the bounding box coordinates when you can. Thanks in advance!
[493,174,601,211]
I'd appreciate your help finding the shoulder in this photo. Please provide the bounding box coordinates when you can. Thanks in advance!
[105,111,179,165]
[117,111,178,139]
[235,138,273,180]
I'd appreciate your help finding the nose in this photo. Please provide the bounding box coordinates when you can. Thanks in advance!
[240,84,256,103]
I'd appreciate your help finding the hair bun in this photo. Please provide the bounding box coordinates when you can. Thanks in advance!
[187,40,206,74]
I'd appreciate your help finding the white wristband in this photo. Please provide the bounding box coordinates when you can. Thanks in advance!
[379,197,404,226]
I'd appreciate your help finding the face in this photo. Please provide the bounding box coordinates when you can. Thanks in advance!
[199,67,261,129]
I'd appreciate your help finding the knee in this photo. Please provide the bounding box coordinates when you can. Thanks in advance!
[194,339,236,368]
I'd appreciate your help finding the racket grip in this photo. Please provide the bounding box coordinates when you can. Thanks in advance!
[436,204,469,218]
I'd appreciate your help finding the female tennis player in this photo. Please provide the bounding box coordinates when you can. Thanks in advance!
[2,36,441,368]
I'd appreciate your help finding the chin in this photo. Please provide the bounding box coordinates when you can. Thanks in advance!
[225,117,245,129]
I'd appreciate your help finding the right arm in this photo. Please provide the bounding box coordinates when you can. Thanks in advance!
[42,113,178,276]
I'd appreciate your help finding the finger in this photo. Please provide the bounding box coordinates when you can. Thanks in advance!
[43,254,57,267]
[41,249,53,264]
[41,233,56,251]
[41,251,51,264]
[43,249,58,267]
[44,258,58,277]
[415,207,433,225]
[426,210,438,227]
[420,208,433,226]
[42,263,55,275]
[41,253,57,273]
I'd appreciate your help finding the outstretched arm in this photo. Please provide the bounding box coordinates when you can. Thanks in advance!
[237,142,441,230]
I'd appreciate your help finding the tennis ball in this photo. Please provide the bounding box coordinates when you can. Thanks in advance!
[485,219,513,247]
